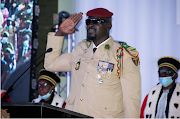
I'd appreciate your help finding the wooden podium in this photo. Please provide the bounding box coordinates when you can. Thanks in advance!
[1,102,93,118]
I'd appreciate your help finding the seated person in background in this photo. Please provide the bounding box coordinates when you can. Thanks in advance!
[32,69,65,108]
[142,56,180,118]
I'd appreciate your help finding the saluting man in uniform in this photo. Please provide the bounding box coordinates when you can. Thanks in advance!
[32,69,64,108]
[44,8,141,118]
[143,56,180,118]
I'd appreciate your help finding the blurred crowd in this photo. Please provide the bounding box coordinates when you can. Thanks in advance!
[1,0,33,84]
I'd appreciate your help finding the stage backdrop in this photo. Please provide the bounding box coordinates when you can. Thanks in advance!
[67,0,180,104]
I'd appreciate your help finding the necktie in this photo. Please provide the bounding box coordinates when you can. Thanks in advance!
[93,48,97,53]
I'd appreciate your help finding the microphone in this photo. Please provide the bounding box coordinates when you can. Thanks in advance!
[2,48,53,101]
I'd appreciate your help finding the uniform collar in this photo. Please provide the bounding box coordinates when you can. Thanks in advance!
[84,36,114,60]
[93,36,111,49]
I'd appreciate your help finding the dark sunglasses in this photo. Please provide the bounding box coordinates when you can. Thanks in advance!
[86,18,110,25]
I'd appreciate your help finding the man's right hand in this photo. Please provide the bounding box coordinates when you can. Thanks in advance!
[55,12,83,36]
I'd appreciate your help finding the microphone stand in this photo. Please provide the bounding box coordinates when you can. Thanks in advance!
[2,48,53,102]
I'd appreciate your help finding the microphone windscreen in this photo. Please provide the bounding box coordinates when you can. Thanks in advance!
[46,48,53,53]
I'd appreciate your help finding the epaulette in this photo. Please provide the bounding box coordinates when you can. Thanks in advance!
[115,41,136,51]
[116,42,139,79]
[82,39,91,48]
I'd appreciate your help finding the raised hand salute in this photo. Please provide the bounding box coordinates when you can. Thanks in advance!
[55,12,83,36]
[45,8,141,118]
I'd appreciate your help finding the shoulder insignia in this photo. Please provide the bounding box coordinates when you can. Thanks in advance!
[82,39,92,48]
[116,42,140,79]
[132,57,140,66]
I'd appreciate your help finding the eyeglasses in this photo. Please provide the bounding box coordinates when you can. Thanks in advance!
[86,18,110,25]
[37,83,48,89]
[158,70,174,75]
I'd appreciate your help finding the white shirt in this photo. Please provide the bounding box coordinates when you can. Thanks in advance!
[93,36,111,49]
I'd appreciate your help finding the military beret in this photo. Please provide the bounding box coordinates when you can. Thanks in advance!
[38,69,61,86]
[158,56,180,73]
[86,8,113,17]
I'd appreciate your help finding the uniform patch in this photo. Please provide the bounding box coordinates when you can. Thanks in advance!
[105,44,110,50]
[132,57,140,66]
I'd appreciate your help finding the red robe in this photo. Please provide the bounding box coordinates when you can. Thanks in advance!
[140,94,149,118]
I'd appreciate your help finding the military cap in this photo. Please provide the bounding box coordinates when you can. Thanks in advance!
[158,56,180,73]
[38,69,61,86]
[86,8,113,17]
[3,31,9,37]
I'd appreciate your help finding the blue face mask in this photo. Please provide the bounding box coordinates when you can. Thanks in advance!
[26,9,31,14]
[23,40,29,47]
[159,74,175,87]
[38,92,51,99]
[6,25,10,30]
[38,87,53,100]
[1,3,5,8]
[2,37,8,44]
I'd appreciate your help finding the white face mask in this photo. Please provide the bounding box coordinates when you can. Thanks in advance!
[12,3,17,7]
[2,37,8,44]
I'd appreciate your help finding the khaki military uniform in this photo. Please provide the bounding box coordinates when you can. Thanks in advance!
[44,32,141,118]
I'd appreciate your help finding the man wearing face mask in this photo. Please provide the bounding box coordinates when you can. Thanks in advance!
[9,0,18,22]
[1,17,15,47]
[1,31,14,54]
[32,69,65,108]
[16,3,32,21]
[17,34,30,63]
[143,56,180,118]
[2,47,16,73]
[19,20,32,40]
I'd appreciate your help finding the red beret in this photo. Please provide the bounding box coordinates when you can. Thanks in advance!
[86,8,113,17]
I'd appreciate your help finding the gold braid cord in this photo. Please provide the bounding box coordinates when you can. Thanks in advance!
[116,42,139,79]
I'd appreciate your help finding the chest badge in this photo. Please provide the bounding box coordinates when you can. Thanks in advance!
[98,79,103,85]
[75,61,80,70]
